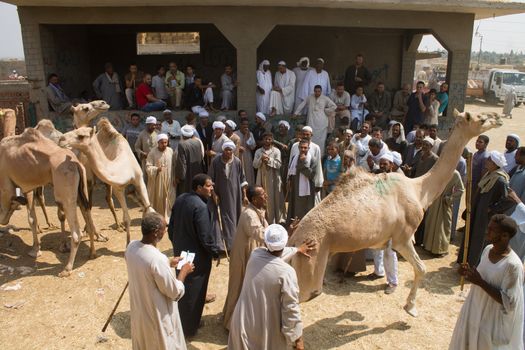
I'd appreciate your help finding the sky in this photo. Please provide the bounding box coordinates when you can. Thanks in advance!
[0,2,524,58]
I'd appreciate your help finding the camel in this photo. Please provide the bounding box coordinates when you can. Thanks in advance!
[289,109,502,317]
[71,100,110,128]
[0,108,16,139]
[0,128,98,276]
[59,117,154,244]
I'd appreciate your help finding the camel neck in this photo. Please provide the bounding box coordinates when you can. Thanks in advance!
[415,128,467,209]
[84,137,123,185]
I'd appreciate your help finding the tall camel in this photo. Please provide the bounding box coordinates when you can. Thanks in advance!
[0,128,97,276]
[59,118,154,244]
[289,110,502,317]
[70,100,122,229]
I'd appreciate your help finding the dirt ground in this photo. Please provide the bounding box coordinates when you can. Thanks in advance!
[0,102,523,350]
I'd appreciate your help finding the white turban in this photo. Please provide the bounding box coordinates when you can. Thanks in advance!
[156,133,168,143]
[264,224,288,252]
[508,134,521,146]
[216,115,227,122]
[391,151,403,166]
[302,126,313,133]
[181,125,194,137]
[162,109,172,114]
[192,106,205,114]
[316,58,325,64]
[212,121,225,130]
[345,129,353,135]
[279,120,290,130]
[225,120,237,130]
[278,60,286,66]
[489,150,507,168]
[198,110,209,118]
[222,140,236,151]
[255,112,266,122]
[258,60,270,71]
[423,136,435,146]
[145,116,157,124]
[380,152,394,163]
[297,57,310,67]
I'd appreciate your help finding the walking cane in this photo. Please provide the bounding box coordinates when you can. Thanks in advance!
[460,152,473,292]
[101,282,128,333]
[214,195,230,262]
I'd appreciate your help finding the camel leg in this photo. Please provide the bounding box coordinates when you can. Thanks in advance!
[393,241,426,317]
[57,204,70,253]
[134,178,154,214]
[294,239,331,302]
[79,197,106,244]
[113,188,131,245]
[105,184,122,230]
[24,191,41,258]
[35,186,57,230]
[58,202,82,277]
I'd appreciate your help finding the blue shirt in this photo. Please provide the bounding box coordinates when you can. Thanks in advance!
[437,91,448,114]
[324,155,342,182]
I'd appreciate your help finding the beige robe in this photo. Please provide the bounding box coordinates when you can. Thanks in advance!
[228,132,241,157]
[125,240,187,350]
[135,130,158,180]
[424,170,464,254]
[253,146,284,224]
[146,147,176,220]
[228,247,303,349]
[222,204,268,330]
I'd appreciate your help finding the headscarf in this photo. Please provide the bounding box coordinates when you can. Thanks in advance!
[387,122,406,144]
[162,109,172,115]
[478,150,510,193]
[156,133,168,142]
[264,224,288,252]
[297,57,310,67]
[423,136,435,147]
[198,110,209,118]
[316,58,325,64]
[212,121,225,130]
[380,152,394,163]
[279,120,290,130]
[225,120,237,130]
[278,61,286,66]
[255,112,266,122]
[489,150,508,169]
[391,151,403,167]
[192,106,205,114]
[181,125,194,137]
[508,134,521,146]
[145,116,157,124]
[222,140,236,151]
[258,60,270,71]
[302,126,313,133]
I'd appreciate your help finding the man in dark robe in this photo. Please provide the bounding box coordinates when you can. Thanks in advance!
[458,151,512,266]
[169,173,220,337]
[208,141,248,251]
[196,110,213,170]
[343,53,372,95]
[176,125,205,196]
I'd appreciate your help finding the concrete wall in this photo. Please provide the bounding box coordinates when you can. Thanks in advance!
[18,5,474,126]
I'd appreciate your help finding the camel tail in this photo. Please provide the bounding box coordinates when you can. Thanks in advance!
[75,162,90,210]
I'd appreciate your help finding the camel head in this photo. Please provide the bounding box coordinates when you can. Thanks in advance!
[452,108,502,139]
[71,100,110,128]
[59,126,96,153]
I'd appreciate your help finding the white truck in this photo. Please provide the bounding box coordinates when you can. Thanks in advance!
[467,69,525,105]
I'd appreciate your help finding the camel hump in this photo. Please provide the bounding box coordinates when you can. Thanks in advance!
[35,119,56,130]
[96,117,122,141]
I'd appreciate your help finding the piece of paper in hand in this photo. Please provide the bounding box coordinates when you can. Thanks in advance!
[176,251,195,270]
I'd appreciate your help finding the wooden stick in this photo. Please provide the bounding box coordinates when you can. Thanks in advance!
[214,196,230,262]
[102,281,128,332]
[460,153,473,291]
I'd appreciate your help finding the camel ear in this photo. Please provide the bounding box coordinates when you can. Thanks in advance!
[453,108,460,118]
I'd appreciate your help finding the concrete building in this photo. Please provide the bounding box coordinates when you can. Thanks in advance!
[5,0,525,129]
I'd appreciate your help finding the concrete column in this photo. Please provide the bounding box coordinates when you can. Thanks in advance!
[215,20,274,116]
[400,33,423,88]
[19,9,48,120]
[446,49,471,117]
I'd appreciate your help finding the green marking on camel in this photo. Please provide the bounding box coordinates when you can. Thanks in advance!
[374,177,400,196]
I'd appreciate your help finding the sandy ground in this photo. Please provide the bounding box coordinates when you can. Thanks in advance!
[0,102,523,350]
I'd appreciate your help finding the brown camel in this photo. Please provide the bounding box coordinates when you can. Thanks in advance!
[59,118,154,244]
[289,109,502,317]
[0,128,97,276]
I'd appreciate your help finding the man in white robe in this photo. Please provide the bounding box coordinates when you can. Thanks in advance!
[146,134,176,220]
[256,60,272,114]
[160,109,182,150]
[126,212,194,350]
[302,58,331,98]
[220,64,236,111]
[351,121,372,165]
[269,61,296,116]
[228,224,304,350]
[208,121,230,158]
[293,57,313,113]
[293,85,337,156]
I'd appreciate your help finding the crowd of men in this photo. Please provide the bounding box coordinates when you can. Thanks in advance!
[53,54,525,349]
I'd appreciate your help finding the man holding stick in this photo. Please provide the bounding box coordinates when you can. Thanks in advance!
[169,174,220,337]
[126,212,194,350]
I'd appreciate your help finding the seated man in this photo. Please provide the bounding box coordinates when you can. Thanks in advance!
[185,76,215,112]
[350,86,369,131]
[390,83,411,123]
[368,82,392,129]
[124,63,144,109]
[46,73,72,114]
[329,82,351,128]
[165,61,185,110]
[135,74,167,112]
